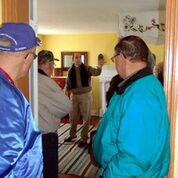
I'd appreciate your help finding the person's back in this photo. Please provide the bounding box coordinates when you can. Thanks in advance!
[38,72,72,132]
[38,50,72,133]
[0,74,43,177]
[0,23,43,177]
[93,74,169,177]
[37,50,72,178]
[92,35,170,178]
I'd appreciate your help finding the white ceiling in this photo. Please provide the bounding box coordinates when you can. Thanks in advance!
[37,0,166,35]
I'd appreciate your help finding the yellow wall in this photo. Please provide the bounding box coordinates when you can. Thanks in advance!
[37,34,45,52]
[38,33,164,114]
[38,33,118,67]
[148,44,164,64]
[38,33,118,114]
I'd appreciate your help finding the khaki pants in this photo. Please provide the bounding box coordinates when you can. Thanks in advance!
[69,92,92,142]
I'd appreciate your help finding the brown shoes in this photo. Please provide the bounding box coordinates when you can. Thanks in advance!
[64,136,88,148]
[78,140,88,148]
[64,135,77,142]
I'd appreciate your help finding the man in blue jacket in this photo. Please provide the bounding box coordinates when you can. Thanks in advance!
[92,35,170,178]
[0,23,43,178]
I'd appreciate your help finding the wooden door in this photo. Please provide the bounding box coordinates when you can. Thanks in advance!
[1,0,29,100]
[165,0,178,177]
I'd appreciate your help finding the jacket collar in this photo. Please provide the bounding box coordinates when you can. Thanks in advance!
[0,67,15,85]
[116,67,153,95]
[38,68,48,77]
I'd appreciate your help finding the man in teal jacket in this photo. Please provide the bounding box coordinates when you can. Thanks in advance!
[92,35,170,178]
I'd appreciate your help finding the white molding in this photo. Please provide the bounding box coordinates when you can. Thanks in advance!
[91,110,99,117]
[99,65,117,117]
[29,0,39,125]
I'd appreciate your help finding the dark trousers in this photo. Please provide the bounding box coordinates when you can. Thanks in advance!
[42,132,58,178]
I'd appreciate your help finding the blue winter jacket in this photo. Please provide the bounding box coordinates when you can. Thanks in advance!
[93,74,170,178]
[0,71,43,178]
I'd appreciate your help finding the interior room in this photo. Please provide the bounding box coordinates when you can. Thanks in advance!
[0,0,178,178]
[37,1,165,119]
[35,0,176,177]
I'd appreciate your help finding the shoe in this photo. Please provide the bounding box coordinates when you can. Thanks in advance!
[64,136,77,142]
[78,141,88,148]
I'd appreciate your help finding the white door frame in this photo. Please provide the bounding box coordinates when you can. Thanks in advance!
[29,0,39,125]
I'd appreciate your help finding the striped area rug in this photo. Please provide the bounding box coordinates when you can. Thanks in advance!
[58,123,100,178]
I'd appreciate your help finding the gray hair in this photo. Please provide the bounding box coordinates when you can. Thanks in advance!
[0,38,33,56]
[0,38,11,55]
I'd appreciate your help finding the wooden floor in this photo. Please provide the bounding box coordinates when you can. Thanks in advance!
[58,116,100,178]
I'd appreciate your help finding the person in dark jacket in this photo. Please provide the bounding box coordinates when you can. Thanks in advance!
[154,62,164,85]
[64,53,104,147]
[106,74,123,107]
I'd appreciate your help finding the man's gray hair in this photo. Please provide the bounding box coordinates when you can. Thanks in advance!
[0,38,11,55]
[0,38,33,56]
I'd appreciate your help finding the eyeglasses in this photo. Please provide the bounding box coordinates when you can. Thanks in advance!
[30,52,37,60]
[25,52,37,60]
[110,53,120,63]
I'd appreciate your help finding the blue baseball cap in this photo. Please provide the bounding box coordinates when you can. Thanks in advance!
[0,23,41,52]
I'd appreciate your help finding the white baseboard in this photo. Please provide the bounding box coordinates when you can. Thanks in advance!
[91,110,99,117]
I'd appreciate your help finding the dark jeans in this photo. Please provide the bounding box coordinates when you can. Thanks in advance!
[42,132,58,178]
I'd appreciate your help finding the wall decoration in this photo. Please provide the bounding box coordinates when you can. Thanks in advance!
[123,16,165,33]
[119,11,165,44]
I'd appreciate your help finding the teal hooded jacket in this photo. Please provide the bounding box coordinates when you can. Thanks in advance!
[93,73,170,178]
